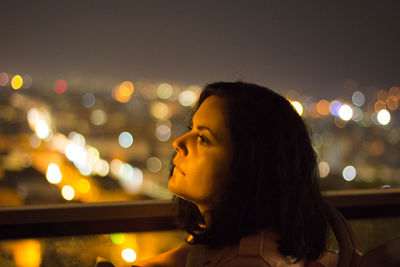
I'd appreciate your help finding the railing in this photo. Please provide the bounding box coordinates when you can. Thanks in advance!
[0,188,399,240]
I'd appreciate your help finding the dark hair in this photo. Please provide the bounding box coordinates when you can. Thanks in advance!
[174,82,328,261]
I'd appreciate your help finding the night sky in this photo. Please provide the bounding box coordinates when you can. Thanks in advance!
[1,1,399,98]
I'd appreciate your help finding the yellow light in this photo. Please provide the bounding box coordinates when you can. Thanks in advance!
[13,240,42,267]
[94,159,110,176]
[318,161,330,178]
[27,108,40,129]
[35,120,50,139]
[121,248,137,263]
[11,75,23,89]
[150,102,169,119]
[338,105,353,121]
[77,178,90,194]
[62,185,75,200]
[377,109,391,125]
[290,101,303,116]
[113,81,134,103]
[90,109,107,125]
[178,90,197,106]
[46,163,62,184]
[157,83,173,99]
[146,157,162,173]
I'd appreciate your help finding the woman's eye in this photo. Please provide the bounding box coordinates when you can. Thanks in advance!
[197,134,209,145]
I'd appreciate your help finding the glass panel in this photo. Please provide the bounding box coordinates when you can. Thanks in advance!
[0,230,187,267]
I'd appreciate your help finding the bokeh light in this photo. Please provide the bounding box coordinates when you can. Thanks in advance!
[121,248,137,263]
[62,185,75,200]
[54,79,68,94]
[178,90,197,106]
[11,75,23,89]
[94,159,110,177]
[118,131,134,148]
[0,72,9,86]
[77,178,90,194]
[46,163,62,184]
[82,92,96,108]
[342,166,356,181]
[290,101,303,116]
[150,102,169,119]
[155,125,171,142]
[330,101,342,117]
[377,109,391,125]
[352,91,365,107]
[90,109,107,125]
[387,95,398,111]
[110,233,125,244]
[21,74,32,89]
[338,104,353,121]
[157,83,173,99]
[110,159,124,177]
[146,157,162,173]
[13,240,42,267]
[318,161,330,178]
[316,100,330,116]
[113,81,134,103]
[35,120,50,139]
[29,133,41,148]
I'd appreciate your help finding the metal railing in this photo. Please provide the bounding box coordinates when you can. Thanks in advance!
[0,188,399,240]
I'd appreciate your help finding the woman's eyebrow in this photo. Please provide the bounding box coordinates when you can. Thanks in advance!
[195,125,218,140]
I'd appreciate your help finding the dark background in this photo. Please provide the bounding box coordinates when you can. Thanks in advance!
[1,1,399,98]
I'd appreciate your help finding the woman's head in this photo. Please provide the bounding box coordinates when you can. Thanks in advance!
[172,82,327,261]
[168,95,233,214]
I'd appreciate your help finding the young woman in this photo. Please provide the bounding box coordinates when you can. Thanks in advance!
[135,82,336,267]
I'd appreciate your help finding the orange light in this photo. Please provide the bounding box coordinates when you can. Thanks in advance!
[377,89,388,102]
[113,81,134,103]
[374,100,386,112]
[316,100,330,116]
[387,95,399,111]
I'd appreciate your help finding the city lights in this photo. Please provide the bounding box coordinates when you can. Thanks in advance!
[11,75,23,89]
[121,248,137,263]
[155,125,171,142]
[35,120,50,139]
[110,233,125,244]
[82,92,96,108]
[352,91,365,107]
[157,83,173,99]
[146,157,162,173]
[77,178,91,194]
[150,102,169,119]
[377,109,391,125]
[54,79,68,94]
[90,109,107,125]
[62,185,75,200]
[318,161,330,178]
[342,166,356,181]
[0,72,9,86]
[338,104,353,121]
[290,101,303,116]
[118,131,134,148]
[178,89,197,106]
[46,163,62,184]
[330,101,342,117]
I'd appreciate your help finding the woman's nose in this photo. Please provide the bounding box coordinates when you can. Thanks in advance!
[172,134,188,155]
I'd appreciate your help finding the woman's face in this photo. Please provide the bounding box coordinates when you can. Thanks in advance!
[168,95,233,213]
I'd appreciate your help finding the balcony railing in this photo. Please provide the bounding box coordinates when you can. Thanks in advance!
[0,188,399,240]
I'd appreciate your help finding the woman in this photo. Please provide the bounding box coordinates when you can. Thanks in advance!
[135,82,335,267]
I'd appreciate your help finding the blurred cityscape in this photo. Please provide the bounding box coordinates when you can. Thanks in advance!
[0,72,399,207]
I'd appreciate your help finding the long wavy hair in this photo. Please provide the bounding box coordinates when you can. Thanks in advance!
[172,82,328,261]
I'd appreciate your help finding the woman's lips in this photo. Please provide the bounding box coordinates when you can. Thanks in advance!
[174,165,185,175]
